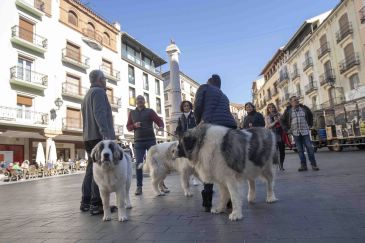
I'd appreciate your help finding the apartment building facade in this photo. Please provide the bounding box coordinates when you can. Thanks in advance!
[0,0,166,163]
[162,71,199,139]
[253,0,365,128]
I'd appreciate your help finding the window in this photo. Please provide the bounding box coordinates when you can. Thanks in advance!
[293,63,298,73]
[68,11,78,26]
[66,73,81,94]
[312,96,317,107]
[17,56,33,82]
[103,32,110,45]
[324,61,332,75]
[143,73,149,90]
[155,79,161,95]
[102,59,113,75]
[156,97,161,114]
[339,13,349,31]
[143,92,150,108]
[128,65,135,84]
[66,41,80,61]
[165,108,169,117]
[181,81,185,90]
[308,73,314,84]
[344,43,355,60]
[182,93,186,101]
[106,88,113,104]
[142,56,152,69]
[66,107,81,129]
[164,93,168,101]
[319,34,327,47]
[129,87,136,106]
[16,95,32,120]
[87,22,95,32]
[328,87,336,106]
[296,84,301,94]
[305,51,310,59]
[19,18,34,43]
[349,73,360,90]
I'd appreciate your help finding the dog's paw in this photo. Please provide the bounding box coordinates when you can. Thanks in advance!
[103,215,112,221]
[155,192,165,197]
[184,191,193,197]
[211,207,224,214]
[118,216,128,222]
[229,211,243,221]
[125,204,132,209]
[266,196,278,203]
[247,195,256,203]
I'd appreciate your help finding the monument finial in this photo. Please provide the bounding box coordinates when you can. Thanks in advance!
[170,39,175,44]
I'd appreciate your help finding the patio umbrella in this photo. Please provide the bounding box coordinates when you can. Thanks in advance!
[48,140,57,164]
[36,142,45,166]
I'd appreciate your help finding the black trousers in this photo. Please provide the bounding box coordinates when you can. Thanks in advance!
[277,141,286,165]
[81,139,102,206]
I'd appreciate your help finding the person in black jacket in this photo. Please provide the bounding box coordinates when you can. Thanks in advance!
[175,101,197,136]
[193,74,237,212]
[241,102,265,128]
[281,96,319,172]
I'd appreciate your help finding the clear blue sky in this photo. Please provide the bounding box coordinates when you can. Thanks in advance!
[84,0,339,103]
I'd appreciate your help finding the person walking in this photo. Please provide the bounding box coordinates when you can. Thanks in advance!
[281,96,319,171]
[265,103,291,171]
[80,70,115,215]
[194,74,237,212]
[242,102,265,128]
[175,100,199,186]
[127,95,164,195]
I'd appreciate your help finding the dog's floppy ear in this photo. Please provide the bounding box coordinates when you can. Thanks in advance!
[91,144,100,163]
[183,135,197,152]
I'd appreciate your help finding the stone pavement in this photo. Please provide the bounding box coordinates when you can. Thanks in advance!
[0,150,365,243]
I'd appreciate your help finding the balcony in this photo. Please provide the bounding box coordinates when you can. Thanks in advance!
[336,22,353,44]
[82,28,103,50]
[108,95,122,109]
[305,82,318,95]
[302,57,313,72]
[0,106,48,127]
[62,117,82,132]
[291,71,300,81]
[317,42,330,60]
[15,0,45,18]
[10,65,48,91]
[278,72,289,87]
[121,50,163,76]
[320,69,336,87]
[360,6,365,24]
[339,54,360,75]
[114,124,123,136]
[321,97,345,109]
[100,65,120,82]
[11,25,47,54]
[62,82,88,100]
[61,48,90,70]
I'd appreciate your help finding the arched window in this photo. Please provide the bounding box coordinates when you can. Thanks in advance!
[87,22,95,32]
[103,32,110,45]
[68,11,78,26]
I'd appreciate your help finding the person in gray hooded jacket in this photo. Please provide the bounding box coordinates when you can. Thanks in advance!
[80,70,115,215]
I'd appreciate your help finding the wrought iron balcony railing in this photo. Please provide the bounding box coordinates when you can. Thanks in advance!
[291,70,300,81]
[317,42,330,59]
[336,22,353,43]
[62,117,82,131]
[302,57,313,71]
[62,48,90,69]
[62,82,88,98]
[100,65,120,81]
[339,53,360,74]
[11,25,47,49]
[107,95,122,108]
[305,82,318,95]
[320,69,336,86]
[10,65,48,87]
[82,28,102,44]
[279,72,289,83]
[321,97,345,109]
[0,106,48,125]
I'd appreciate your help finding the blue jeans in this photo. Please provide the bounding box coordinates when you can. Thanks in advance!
[134,140,156,187]
[293,134,317,166]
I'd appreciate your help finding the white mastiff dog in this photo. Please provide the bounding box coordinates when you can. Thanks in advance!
[175,124,278,221]
[91,140,132,222]
[139,141,199,197]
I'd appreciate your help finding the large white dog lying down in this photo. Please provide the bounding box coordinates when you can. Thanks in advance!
[91,140,132,222]
[139,141,199,197]
[175,124,278,221]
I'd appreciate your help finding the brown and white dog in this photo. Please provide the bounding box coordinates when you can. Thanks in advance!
[91,140,132,222]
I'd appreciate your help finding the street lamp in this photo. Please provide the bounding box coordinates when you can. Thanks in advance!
[54,97,63,110]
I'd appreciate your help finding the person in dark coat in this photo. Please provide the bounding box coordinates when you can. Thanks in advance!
[242,102,265,128]
[175,101,197,136]
[193,74,237,212]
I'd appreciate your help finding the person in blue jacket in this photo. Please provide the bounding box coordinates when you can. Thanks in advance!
[193,74,237,212]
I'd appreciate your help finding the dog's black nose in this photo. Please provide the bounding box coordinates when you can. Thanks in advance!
[104,153,110,159]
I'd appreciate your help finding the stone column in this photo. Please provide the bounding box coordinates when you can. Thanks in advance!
[166,40,182,136]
